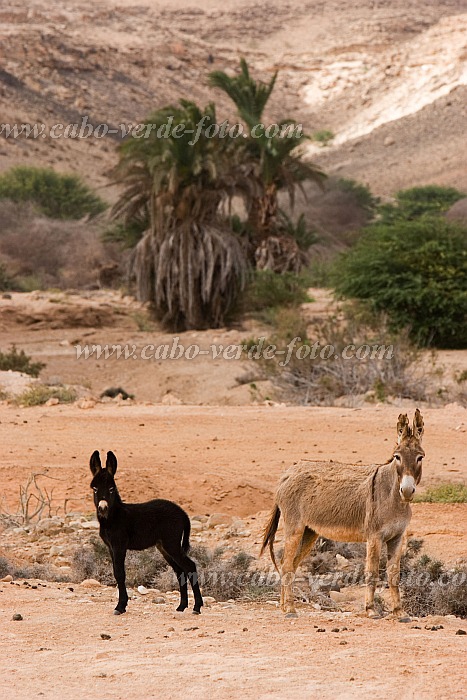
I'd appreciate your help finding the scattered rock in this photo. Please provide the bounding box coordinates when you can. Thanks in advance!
[317,628,326,632]
[77,399,96,410]
[152,597,166,604]
[190,520,203,531]
[137,585,149,595]
[455,629,466,635]
[335,554,350,569]
[100,634,111,640]
[1,574,13,582]
[203,596,216,604]
[81,579,102,588]
[12,613,23,621]
[207,513,232,528]
[80,520,100,530]
[45,397,60,407]
[384,136,395,146]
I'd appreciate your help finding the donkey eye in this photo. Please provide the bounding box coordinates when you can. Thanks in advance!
[416,455,423,463]
[394,454,401,461]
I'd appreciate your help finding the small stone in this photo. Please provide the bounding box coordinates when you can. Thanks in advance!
[81,579,102,588]
[167,627,175,632]
[100,634,111,640]
[81,520,100,530]
[335,554,350,569]
[384,136,395,146]
[207,513,232,528]
[152,597,166,604]
[45,397,60,407]
[331,628,340,633]
[12,613,23,621]
[183,626,199,631]
[137,585,149,595]
[1,574,13,582]
[217,630,225,634]
[339,640,348,645]
[317,628,326,632]
[190,520,203,531]
[203,596,216,604]
[77,399,96,410]
[455,629,466,635]
[243,628,248,632]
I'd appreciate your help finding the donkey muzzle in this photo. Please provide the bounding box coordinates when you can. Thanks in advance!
[400,475,416,502]
[98,500,109,517]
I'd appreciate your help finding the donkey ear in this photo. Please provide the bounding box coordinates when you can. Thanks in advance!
[106,451,118,475]
[396,413,410,444]
[413,408,424,442]
[90,450,102,476]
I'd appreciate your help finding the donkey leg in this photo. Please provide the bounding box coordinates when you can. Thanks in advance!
[111,547,128,615]
[386,535,410,621]
[280,527,305,616]
[293,528,318,570]
[157,545,189,612]
[170,551,204,614]
[364,536,382,618]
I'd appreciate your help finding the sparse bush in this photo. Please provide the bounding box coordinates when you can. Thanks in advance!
[333,218,467,348]
[73,538,171,588]
[0,166,107,219]
[0,346,45,377]
[0,556,11,577]
[242,269,311,315]
[16,385,77,407]
[415,483,467,503]
[402,553,467,618]
[258,314,434,406]
[0,262,14,291]
[0,200,119,291]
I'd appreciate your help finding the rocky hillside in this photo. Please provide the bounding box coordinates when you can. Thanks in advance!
[1,0,466,200]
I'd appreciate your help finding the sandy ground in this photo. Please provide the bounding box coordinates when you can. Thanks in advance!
[1,580,467,700]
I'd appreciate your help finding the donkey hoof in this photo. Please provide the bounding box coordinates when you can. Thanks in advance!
[192,610,201,615]
[285,612,298,619]
[114,609,125,616]
[368,612,382,620]
[176,605,187,612]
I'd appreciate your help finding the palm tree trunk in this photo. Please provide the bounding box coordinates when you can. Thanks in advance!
[248,183,278,243]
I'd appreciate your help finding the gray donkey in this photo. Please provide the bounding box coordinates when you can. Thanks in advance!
[261,410,425,620]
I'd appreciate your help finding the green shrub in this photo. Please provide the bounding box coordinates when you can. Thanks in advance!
[379,185,465,223]
[242,269,311,314]
[332,218,467,348]
[16,385,77,406]
[415,483,467,503]
[312,129,334,146]
[336,178,380,215]
[0,166,107,219]
[0,346,45,377]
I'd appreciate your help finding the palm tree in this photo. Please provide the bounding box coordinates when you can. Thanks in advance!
[110,101,249,330]
[209,59,326,255]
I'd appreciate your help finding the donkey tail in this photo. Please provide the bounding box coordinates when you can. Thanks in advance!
[182,514,191,553]
[260,505,281,572]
